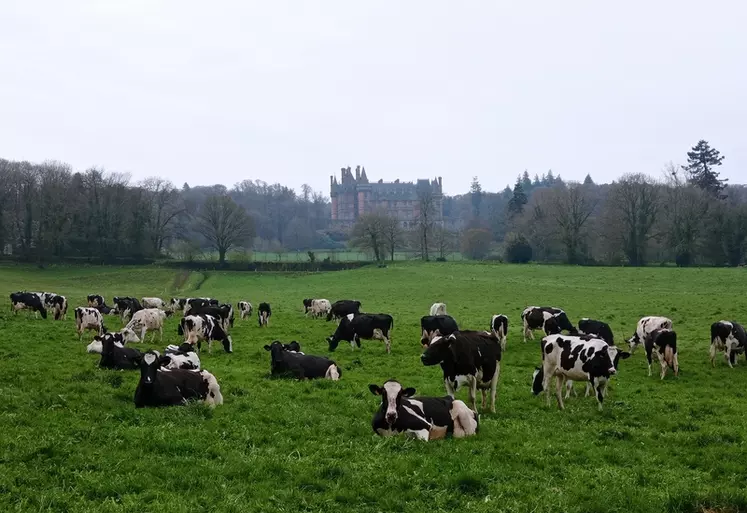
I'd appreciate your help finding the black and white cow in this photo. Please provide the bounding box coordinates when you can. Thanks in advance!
[282,341,303,353]
[578,318,614,345]
[490,314,509,350]
[429,302,447,316]
[181,304,234,333]
[86,330,139,354]
[181,314,233,353]
[420,315,459,346]
[369,380,478,441]
[113,296,143,322]
[238,301,253,320]
[420,330,502,413]
[134,351,223,408]
[627,316,673,351]
[87,294,105,307]
[521,306,578,342]
[10,292,47,319]
[183,298,219,316]
[710,321,747,368]
[162,343,201,370]
[258,303,271,327]
[263,341,341,380]
[98,333,143,370]
[327,313,394,353]
[532,334,630,410]
[124,308,168,342]
[326,300,361,322]
[635,328,679,379]
[74,307,106,339]
[141,297,167,310]
[33,292,67,320]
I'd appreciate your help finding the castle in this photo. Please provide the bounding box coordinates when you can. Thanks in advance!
[330,166,443,229]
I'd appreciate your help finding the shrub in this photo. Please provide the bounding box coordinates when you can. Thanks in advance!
[461,229,492,260]
[504,233,532,263]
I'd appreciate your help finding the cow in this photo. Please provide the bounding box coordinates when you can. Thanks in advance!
[162,343,201,370]
[302,299,314,314]
[238,301,253,320]
[327,313,394,353]
[9,292,47,319]
[636,328,679,379]
[326,300,361,322]
[87,294,105,307]
[420,330,501,413]
[125,308,168,343]
[282,341,303,353]
[113,296,143,322]
[180,314,233,353]
[531,334,630,411]
[183,297,219,316]
[141,297,167,310]
[521,306,578,342]
[420,315,459,346]
[33,292,67,320]
[180,304,234,333]
[86,330,139,354]
[710,321,747,368]
[258,303,271,327]
[263,341,341,380]
[309,299,332,319]
[429,303,447,316]
[98,333,143,370]
[578,318,614,345]
[74,307,106,339]
[627,316,673,351]
[490,314,509,350]
[369,380,478,441]
[134,351,223,408]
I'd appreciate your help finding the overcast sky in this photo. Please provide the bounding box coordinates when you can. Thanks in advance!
[1,1,745,196]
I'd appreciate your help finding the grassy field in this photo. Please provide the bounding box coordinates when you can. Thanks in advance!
[1,263,747,513]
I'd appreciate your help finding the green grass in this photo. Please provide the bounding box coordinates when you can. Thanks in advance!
[1,262,747,513]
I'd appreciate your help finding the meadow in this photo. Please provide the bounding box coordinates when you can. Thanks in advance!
[1,262,747,513]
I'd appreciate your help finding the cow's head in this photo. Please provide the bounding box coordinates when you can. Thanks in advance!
[87,339,103,354]
[303,299,312,312]
[369,380,415,425]
[543,317,562,335]
[421,328,441,348]
[327,318,352,351]
[283,341,302,353]
[531,367,544,395]
[139,351,162,385]
[608,345,631,371]
[120,327,140,343]
[263,341,287,369]
[627,332,642,353]
[420,334,451,366]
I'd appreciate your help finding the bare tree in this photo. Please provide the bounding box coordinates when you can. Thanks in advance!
[548,184,598,264]
[196,195,255,264]
[349,213,387,261]
[381,215,404,261]
[662,163,710,266]
[432,225,456,260]
[141,177,185,255]
[416,187,436,260]
[605,174,660,266]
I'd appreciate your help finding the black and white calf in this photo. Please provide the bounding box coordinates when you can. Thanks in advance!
[521,306,578,342]
[327,313,394,353]
[181,314,233,353]
[429,302,447,316]
[74,307,106,339]
[325,300,361,322]
[162,343,201,370]
[134,351,223,408]
[237,301,253,320]
[490,314,509,350]
[98,333,143,370]
[711,321,747,368]
[532,334,630,410]
[264,341,341,380]
[578,318,614,345]
[420,330,502,413]
[10,292,47,319]
[258,303,271,327]
[420,315,459,346]
[369,380,478,441]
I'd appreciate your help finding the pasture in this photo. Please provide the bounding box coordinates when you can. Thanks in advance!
[1,263,747,513]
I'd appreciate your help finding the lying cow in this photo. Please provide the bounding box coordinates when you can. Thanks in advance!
[134,351,223,408]
[711,320,747,368]
[429,302,447,316]
[327,313,393,353]
[578,318,614,345]
[264,341,341,380]
[521,306,577,342]
[258,303,271,327]
[125,308,168,343]
[87,294,105,307]
[238,301,253,320]
[420,330,501,413]
[369,380,478,441]
[326,300,361,322]
[162,343,201,370]
[532,334,630,410]
[10,292,47,319]
[86,329,140,353]
[490,314,509,350]
[99,333,143,370]
[420,315,459,346]
[74,307,106,339]
[141,297,167,309]
[181,314,233,353]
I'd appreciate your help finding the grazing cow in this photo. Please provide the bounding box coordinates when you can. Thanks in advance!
[98,333,143,370]
[263,341,341,380]
[326,300,361,322]
[33,292,67,320]
[170,297,188,313]
[125,308,168,343]
[183,297,219,316]
[710,321,747,368]
[490,314,509,350]
[327,313,394,353]
[309,299,332,319]
[113,297,143,322]
[86,330,139,354]
[521,306,578,342]
[74,307,106,339]
[9,292,47,319]
[134,351,223,408]
[141,297,167,309]
[238,301,253,320]
[162,343,201,370]
[302,298,314,314]
[420,315,459,346]
[637,328,679,379]
[180,304,234,333]
[627,316,673,351]
[420,330,502,413]
[429,303,447,316]
[258,303,271,327]
[87,294,105,307]
[369,380,478,441]
[181,314,233,353]
[532,334,630,410]
[578,318,614,345]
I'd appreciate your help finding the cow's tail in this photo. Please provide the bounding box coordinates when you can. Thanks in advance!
[664,345,675,369]
[451,399,478,438]
[325,364,341,381]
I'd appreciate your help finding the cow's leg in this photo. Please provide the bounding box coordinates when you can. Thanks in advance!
[489,362,500,413]
[208,340,213,354]
[710,342,718,367]
[444,378,456,398]
[673,353,679,376]
[646,349,653,377]
[385,336,391,354]
[595,379,605,411]
[543,371,553,407]
[726,346,734,369]
[467,376,478,412]
[140,327,147,343]
[159,326,163,342]
[555,376,565,410]
[407,429,430,441]
[660,356,667,380]
[350,340,356,351]
[522,320,528,343]
[587,382,594,397]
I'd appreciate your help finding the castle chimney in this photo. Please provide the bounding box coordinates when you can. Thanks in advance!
[355,166,360,181]
[438,176,442,189]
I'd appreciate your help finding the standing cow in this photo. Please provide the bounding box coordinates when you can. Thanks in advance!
[429,303,447,316]
[327,313,393,353]
[490,315,509,350]
[630,328,679,379]
[627,316,673,350]
[258,303,271,327]
[74,307,106,340]
[420,315,459,346]
[521,306,577,342]
[238,301,253,320]
[711,321,747,368]
[326,300,361,322]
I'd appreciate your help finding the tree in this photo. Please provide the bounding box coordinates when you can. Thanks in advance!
[432,225,456,260]
[663,163,710,266]
[381,216,404,261]
[686,140,727,197]
[548,184,598,264]
[416,186,436,260]
[583,174,594,185]
[349,212,387,261]
[461,229,492,260]
[508,179,528,217]
[504,232,532,263]
[605,174,660,266]
[533,174,541,187]
[141,177,184,255]
[522,170,532,192]
[470,177,482,218]
[196,194,255,264]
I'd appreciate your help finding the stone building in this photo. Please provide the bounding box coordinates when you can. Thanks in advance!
[330,166,443,229]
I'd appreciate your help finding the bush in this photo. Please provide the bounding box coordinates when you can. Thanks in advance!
[461,229,492,260]
[504,233,532,263]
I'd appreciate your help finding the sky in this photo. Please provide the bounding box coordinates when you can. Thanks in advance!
[1,1,745,197]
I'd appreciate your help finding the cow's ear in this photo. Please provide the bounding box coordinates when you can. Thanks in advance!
[422,329,428,338]
[619,351,631,360]
[369,384,382,395]
[403,387,416,397]
[158,355,172,366]
[263,345,272,351]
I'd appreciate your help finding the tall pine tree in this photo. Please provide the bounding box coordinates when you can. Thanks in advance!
[533,174,541,187]
[469,177,483,218]
[522,170,532,192]
[583,174,594,185]
[508,178,528,217]
[686,140,727,197]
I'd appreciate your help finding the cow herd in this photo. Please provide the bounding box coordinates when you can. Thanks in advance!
[8,290,747,442]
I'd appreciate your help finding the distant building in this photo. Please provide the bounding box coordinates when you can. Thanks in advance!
[330,166,443,229]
